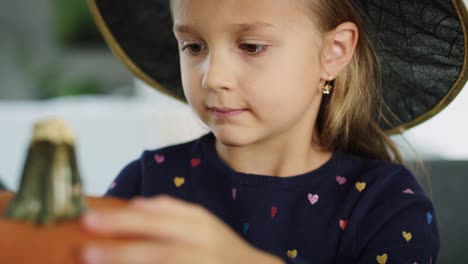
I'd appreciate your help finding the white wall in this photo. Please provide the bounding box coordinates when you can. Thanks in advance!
[0,80,208,196]
[394,81,468,160]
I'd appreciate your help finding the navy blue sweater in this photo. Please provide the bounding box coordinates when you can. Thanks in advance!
[106,133,439,264]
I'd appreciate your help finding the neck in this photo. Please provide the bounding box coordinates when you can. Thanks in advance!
[215,129,332,177]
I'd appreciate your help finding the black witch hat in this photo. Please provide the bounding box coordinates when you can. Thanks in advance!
[88,0,467,133]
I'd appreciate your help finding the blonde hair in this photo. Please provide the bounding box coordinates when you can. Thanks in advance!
[299,0,403,163]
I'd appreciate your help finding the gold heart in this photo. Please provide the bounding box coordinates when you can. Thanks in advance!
[355,182,366,192]
[174,177,185,187]
[402,231,412,242]
[376,253,388,264]
[287,249,298,259]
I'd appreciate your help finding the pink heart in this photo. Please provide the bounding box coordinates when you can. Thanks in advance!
[232,188,237,200]
[339,219,348,231]
[154,154,165,164]
[403,188,414,194]
[336,176,347,185]
[308,194,319,205]
[109,182,116,190]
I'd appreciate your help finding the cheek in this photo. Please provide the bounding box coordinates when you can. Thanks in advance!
[252,53,321,104]
[181,65,201,103]
[282,51,322,100]
[244,54,322,126]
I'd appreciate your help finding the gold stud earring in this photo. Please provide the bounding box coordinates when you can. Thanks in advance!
[323,76,334,95]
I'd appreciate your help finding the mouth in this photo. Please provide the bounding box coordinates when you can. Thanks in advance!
[207,106,248,118]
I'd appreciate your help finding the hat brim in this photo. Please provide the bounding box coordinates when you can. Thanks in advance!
[88,0,467,134]
[88,0,183,102]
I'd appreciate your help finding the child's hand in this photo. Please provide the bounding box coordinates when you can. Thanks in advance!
[80,195,285,264]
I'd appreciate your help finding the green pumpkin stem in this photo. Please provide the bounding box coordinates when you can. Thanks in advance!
[4,118,87,225]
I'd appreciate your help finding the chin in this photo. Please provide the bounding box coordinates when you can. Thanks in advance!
[212,127,257,147]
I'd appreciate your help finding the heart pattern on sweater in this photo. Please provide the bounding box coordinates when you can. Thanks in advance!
[377,253,388,264]
[402,231,412,242]
[271,206,278,219]
[308,194,319,205]
[339,219,348,230]
[174,176,185,187]
[287,249,298,259]
[191,158,201,167]
[154,154,165,164]
[336,176,347,185]
[355,182,366,192]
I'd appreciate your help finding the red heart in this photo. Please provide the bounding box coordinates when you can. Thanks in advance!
[191,158,201,167]
[271,206,278,219]
[339,219,348,230]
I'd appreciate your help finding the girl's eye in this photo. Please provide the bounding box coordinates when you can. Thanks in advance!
[181,43,205,55]
[181,43,268,56]
[239,43,269,56]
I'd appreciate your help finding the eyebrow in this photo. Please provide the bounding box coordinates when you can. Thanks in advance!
[173,22,277,34]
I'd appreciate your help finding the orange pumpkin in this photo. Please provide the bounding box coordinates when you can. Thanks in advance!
[0,118,141,263]
[0,191,135,264]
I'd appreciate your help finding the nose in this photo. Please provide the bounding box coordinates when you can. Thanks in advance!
[201,50,234,92]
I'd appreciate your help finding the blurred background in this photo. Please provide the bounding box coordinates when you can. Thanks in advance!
[0,1,467,262]
[0,0,209,195]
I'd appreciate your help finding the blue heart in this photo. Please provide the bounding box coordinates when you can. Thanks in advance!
[427,212,433,224]
[243,223,250,235]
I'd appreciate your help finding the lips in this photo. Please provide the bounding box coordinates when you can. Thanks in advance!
[207,107,247,118]
[209,107,243,112]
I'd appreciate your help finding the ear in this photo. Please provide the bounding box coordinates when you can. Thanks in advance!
[321,22,359,80]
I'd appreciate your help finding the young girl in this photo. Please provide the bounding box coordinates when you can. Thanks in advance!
[83,0,467,263]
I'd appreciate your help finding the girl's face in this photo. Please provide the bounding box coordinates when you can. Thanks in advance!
[172,0,327,147]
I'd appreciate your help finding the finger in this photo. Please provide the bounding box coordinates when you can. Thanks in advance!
[81,207,211,246]
[81,242,193,264]
[80,242,215,264]
[130,195,208,220]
